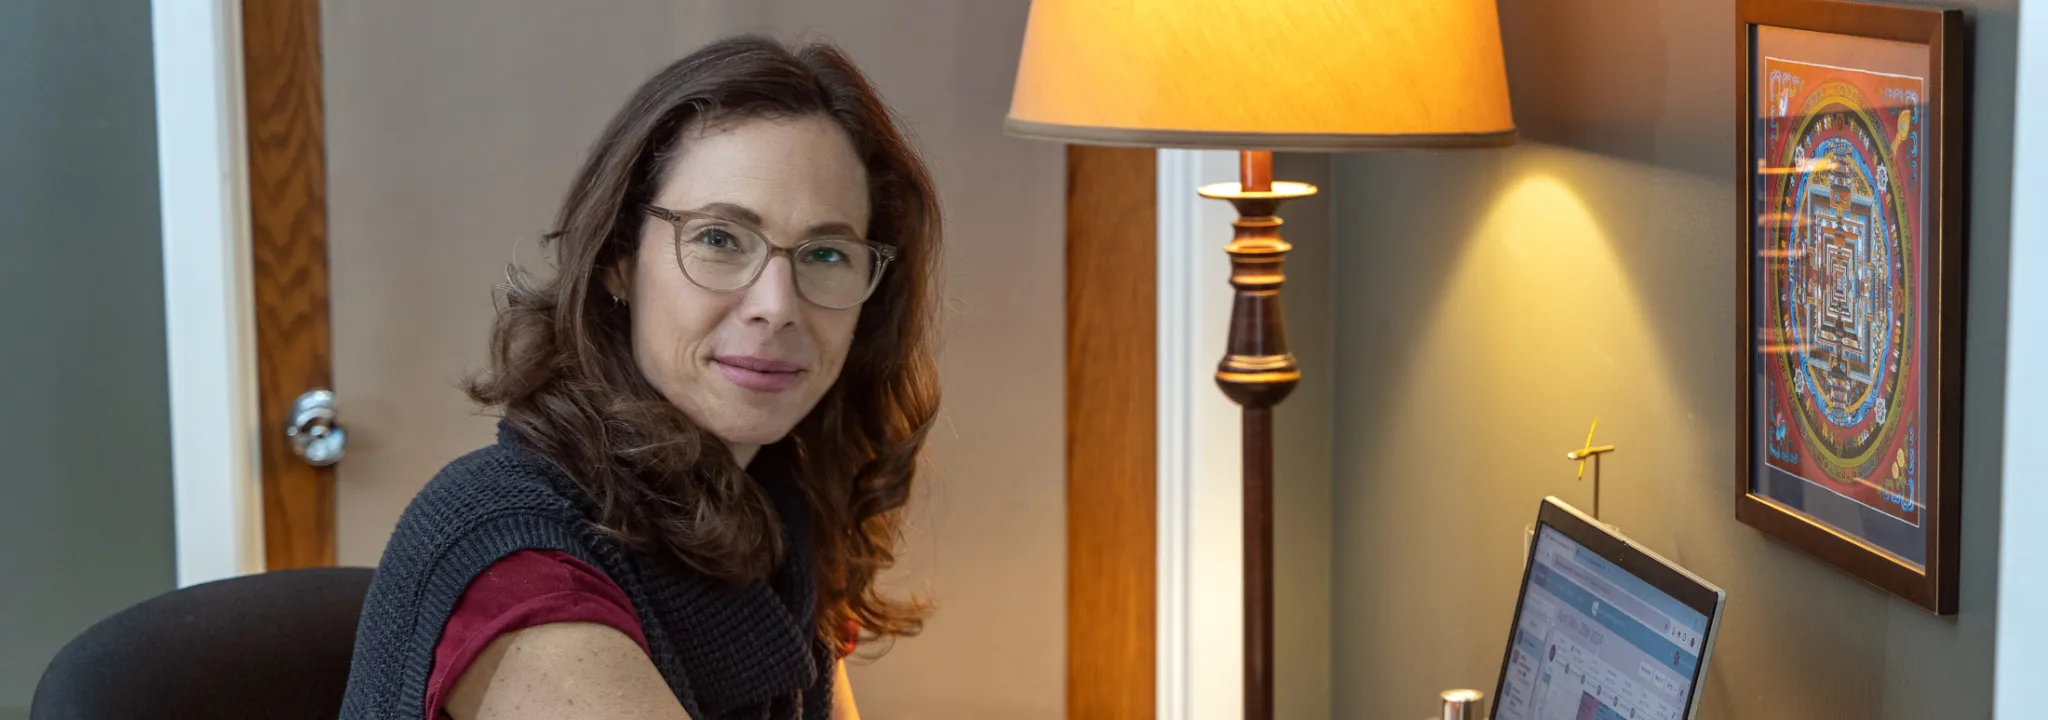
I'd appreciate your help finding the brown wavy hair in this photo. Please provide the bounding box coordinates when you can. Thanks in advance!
[466,35,939,652]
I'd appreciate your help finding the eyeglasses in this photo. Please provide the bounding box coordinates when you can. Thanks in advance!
[643,205,896,310]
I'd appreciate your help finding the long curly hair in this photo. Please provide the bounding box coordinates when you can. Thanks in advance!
[466,35,939,653]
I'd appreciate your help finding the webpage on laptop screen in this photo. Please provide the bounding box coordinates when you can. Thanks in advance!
[1495,525,1709,720]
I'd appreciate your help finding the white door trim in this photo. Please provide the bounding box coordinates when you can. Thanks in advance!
[1156,149,1245,720]
[152,0,265,587]
[1994,0,2048,712]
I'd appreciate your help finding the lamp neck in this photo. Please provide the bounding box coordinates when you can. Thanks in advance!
[1239,150,1272,193]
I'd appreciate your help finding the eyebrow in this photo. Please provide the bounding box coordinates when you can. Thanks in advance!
[690,202,864,240]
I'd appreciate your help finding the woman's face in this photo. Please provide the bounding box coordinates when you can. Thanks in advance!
[615,114,871,458]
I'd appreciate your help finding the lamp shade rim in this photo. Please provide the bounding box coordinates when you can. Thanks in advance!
[1004,117,1518,152]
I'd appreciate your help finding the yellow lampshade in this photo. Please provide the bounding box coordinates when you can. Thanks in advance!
[1007,0,1516,151]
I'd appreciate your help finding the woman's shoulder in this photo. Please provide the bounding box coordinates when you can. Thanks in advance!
[420,441,565,506]
[357,432,609,619]
[425,434,571,502]
[375,432,589,564]
[342,435,613,719]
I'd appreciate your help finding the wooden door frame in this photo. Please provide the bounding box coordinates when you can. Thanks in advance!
[1066,145,1158,720]
[241,0,336,570]
[1065,147,1246,720]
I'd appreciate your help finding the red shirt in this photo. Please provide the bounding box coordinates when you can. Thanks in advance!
[424,550,857,719]
[422,551,646,719]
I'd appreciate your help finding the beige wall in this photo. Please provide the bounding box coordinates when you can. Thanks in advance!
[323,0,683,567]
[323,2,1063,717]
[1326,0,2018,718]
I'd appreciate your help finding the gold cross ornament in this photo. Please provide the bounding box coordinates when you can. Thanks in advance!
[1565,417,1617,518]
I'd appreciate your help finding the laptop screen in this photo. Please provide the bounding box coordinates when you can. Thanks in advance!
[1493,524,1711,720]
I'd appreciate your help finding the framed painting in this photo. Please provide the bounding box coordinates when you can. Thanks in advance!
[1735,0,1967,614]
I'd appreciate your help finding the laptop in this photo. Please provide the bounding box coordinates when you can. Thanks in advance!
[1490,497,1726,720]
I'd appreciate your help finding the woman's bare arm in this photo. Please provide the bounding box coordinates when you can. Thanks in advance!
[444,622,691,720]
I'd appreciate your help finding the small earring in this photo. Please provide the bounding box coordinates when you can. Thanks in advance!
[612,294,624,307]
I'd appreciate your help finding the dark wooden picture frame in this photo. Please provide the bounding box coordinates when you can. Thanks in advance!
[1735,0,1967,614]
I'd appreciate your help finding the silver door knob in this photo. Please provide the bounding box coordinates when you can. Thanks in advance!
[285,388,347,466]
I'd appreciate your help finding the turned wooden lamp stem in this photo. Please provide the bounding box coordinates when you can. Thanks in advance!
[1240,150,1273,192]
[1205,149,1307,720]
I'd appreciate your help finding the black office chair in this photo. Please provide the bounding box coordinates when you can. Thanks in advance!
[31,566,375,720]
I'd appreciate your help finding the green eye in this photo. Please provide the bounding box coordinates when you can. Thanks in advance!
[806,246,848,264]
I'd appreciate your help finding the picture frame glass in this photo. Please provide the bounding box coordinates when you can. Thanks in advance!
[1746,24,1933,569]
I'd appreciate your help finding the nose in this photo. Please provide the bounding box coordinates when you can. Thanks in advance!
[737,254,802,329]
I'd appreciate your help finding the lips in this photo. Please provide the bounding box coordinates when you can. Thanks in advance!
[713,355,806,392]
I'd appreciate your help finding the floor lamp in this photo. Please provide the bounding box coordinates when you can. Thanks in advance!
[1006,2,1516,718]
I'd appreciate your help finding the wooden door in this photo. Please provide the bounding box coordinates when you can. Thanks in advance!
[241,0,683,568]
[243,0,334,570]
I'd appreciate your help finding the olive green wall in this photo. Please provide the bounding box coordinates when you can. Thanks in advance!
[0,1,177,716]
[1326,0,2016,717]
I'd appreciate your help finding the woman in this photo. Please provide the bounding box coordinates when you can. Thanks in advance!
[341,35,939,720]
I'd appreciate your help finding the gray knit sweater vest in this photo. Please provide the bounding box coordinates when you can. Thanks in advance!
[339,423,834,719]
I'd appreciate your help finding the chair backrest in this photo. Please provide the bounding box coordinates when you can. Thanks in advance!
[30,566,375,720]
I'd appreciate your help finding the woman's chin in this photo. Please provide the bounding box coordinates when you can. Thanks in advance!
[705,418,796,449]
[668,387,811,450]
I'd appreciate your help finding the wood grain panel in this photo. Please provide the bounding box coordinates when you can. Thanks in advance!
[244,0,335,569]
[1066,145,1157,720]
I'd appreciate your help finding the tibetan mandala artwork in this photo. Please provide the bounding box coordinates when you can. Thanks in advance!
[1741,1,1962,614]
[1755,57,1927,562]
